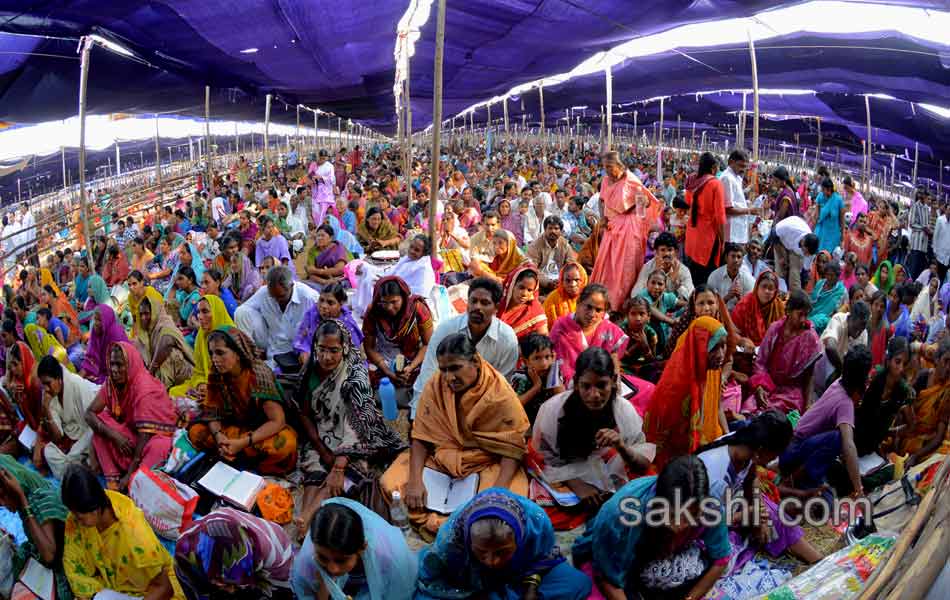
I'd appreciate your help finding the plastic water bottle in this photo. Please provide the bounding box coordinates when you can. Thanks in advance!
[379,377,398,420]
[390,491,411,533]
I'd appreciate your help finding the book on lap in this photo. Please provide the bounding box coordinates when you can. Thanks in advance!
[197,462,265,511]
[15,558,54,600]
[423,467,479,514]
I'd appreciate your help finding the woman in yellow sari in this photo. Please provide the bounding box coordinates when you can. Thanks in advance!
[169,295,233,398]
[542,260,588,329]
[896,340,950,467]
[133,293,194,389]
[24,323,76,373]
[126,271,165,339]
[381,333,530,540]
[469,229,525,283]
[61,464,185,599]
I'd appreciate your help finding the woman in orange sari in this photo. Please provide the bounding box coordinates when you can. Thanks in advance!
[895,340,950,467]
[498,264,548,339]
[644,316,729,469]
[731,270,786,346]
[470,229,525,283]
[577,220,605,275]
[542,260,588,329]
[380,334,530,540]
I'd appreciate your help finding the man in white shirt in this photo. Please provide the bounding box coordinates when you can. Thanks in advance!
[234,266,319,371]
[933,203,950,282]
[814,301,869,396]
[774,216,819,295]
[721,149,756,245]
[631,232,694,300]
[743,236,771,280]
[410,277,519,418]
[708,242,756,310]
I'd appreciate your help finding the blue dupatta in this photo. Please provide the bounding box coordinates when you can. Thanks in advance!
[165,242,206,301]
[808,279,846,334]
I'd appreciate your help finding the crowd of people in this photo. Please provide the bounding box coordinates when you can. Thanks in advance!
[0,138,946,600]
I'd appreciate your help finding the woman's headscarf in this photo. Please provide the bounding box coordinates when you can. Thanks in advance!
[129,285,165,339]
[730,270,786,345]
[166,242,206,301]
[134,292,194,368]
[101,341,176,435]
[24,323,75,373]
[81,305,130,384]
[645,316,727,468]
[872,260,896,295]
[7,340,42,430]
[542,260,588,328]
[39,268,64,299]
[498,263,547,339]
[362,276,432,358]
[79,274,111,323]
[487,230,524,280]
[205,325,282,420]
[357,208,397,247]
[223,253,262,303]
[665,288,737,358]
[170,295,234,397]
[806,250,833,294]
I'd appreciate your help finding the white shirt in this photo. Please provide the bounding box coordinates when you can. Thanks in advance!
[743,257,770,280]
[211,195,229,222]
[774,216,812,257]
[934,214,950,265]
[815,312,868,394]
[721,167,750,244]
[240,282,320,358]
[410,314,519,418]
[707,264,755,310]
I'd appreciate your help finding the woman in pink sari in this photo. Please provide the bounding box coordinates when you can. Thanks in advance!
[591,151,660,310]
[550,283,628,382]
[746,290,823,415]
[85,341,177,489]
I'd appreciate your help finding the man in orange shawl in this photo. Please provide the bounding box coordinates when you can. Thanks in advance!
[543,260,588,329]
[644,316,729,468]
[591,152,660,311]
[381,333,530,540]
[498,264,548,339]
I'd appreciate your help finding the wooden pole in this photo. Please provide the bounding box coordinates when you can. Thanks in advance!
[739,92,747,149]
[605,66,613,151]
[912,142,919,185]
[815,117,822,171]
[115,142,121,176]
[749,36,760,162]
[404,56,413,195]
[77,37,95,271]
[205,86,213,196]
[429,0,446,257]
[264,93,272,185]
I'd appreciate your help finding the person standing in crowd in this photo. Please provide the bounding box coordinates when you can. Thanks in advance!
[311,149,337,226]
[814,178,844,254]
[908,188,932,279]
[722,149,757,246]
[684,152,727,285]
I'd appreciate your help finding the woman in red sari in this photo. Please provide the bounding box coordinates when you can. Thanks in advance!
[867,290,893,369]
[1,342,44,461]
[362,275,434,389]
[498,264,548,339]
[731,270,786,346]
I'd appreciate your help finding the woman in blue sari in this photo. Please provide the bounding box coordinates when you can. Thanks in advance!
[572,456,731,600]
[291,498,417,600]
[164,241,205,301]
[814,178,843,253]
[808,261,846,334]
[327,214,364,258]
[416,488,590,600]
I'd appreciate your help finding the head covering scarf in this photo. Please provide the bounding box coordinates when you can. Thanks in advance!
[498,199,524,245]
[487,230,525,280]
[7,340,42,430]
[362,276,433,360]
[100,341,176,435]
[416,488,566,598]
[204,325,282,422]
[171,295,234,400]
[129,285,165,338]
[80,305,130,384]
[223,252,263,303]
[79,274,111,323]
[806,250,833,294]
[24,323,75,374]
[166,242,206,301]
[39,268,65,299]
[665,287,737,358]
[134,292,194,368]
[498,264,547,339]
[175,508,294,598]
[730,270,786,345]
[542,260,589,328]
[645,316,727,468]
[872,260,896,295]
[356,209,397,249]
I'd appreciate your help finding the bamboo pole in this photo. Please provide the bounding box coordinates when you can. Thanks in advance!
[749,36,760,162]
[404,57,412,195]
[77,37,95,271]
[429,0,446,257]
[115,142,121,176]
[205,86,213,196]
[739,92,747,149]
[264,94,272,185]
[605,66,613,151]
[657,97,665,181]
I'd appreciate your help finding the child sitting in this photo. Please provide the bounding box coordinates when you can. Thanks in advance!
[637,270,680,350]
[620,296,662,382]
[509,333,565,423]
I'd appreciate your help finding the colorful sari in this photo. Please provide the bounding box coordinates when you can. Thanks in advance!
[80,305,130,384]
[165,242,206,301]
[416,488,589,599]
[292,497,418,600]
[542,260,588,330]
[805,250,832,294]
[169,295,233,397]
[24,323,76,373]
[896,374,950,457]
[644,316,727,468]
[499,200,525,246]
[872,260,896,295]
[356,214,398,251]
[222,252,262,303]
[133,292,194,388]
[549,314,628,383]
[809,279,846,334]
[748,317,823,413]
[361,275,434,386]
[498,264,547,339]
[577,221,605,274]
[63,490,185,599]
[475,231,524,280]
[5,341,42,435]
[128,285,165,340]
[175,508,294,599]
[308,240,349,271]
[189,325,298,474]
[730,271,785,345]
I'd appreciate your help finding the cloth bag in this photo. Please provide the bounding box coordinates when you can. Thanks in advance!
[129,467,199,540]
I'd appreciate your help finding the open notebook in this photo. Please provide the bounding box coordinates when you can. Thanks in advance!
[15,558,54,600]
[197,462,265,511]
[423,468,479,514]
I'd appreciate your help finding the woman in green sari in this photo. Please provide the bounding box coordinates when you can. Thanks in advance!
[0,454,73,599]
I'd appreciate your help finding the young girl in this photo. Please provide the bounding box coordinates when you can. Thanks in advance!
[509,333,565,423]
[293,282,363,367]
[620,296,661,381]
[637,270,679,350]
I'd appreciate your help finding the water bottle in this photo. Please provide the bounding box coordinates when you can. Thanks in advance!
[390,490,411,533]
[379,377,398,420]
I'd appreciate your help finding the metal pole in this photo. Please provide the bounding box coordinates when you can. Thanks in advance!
[264,93,272,185]
[912,142,919,185]
[865,95,872,195]
[154,115,162,189]
[337,117,342,148]
[605,66,613,151]
[77,37,95,271]
[115,143,121,176]
[749,36,760,162]
[296,105,300,147]
[404,62,412,195]
[205,86,213,195]
[539,84,545,150]
[61,146,67,191]
[814,117,822,171]
[634,110,637,140]
[503,97,509,145]
[428,0,446,257]
[657,97,665,181]
[739,92,747,148]
[314,110,318,149]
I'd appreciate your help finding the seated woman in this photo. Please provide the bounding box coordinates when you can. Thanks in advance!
[102,245,130,286]
[698,411,822,566]
[664,284,748,358]
[292,498,418,600]
[134,293,195,388]
[0,455,73,599]
[3,341,44,464]
[167,265,202,331]
[201,267,238,317]
[809,261,846,334]
[351,234,437,318]
[126,270,166,339]
[531,347,654,530]
[37,279,80,348]
[572,456,730,600]
[892,337,950,468]
[381,334,530,540]
[499,264,548,339]
[220,235,263,303]
[25,322,76,373]
[731,270,785,346]
[61,464,185,599]
[294,320,405,533]
[416,488,591,600]
[550,283,628,382]
[469,229,525,283]
[357,207,401,253]
[85,342,177,489]
[169,295,234,399]
[543,260,588,329]
[306,224,349,290]
[854,337,913,461]
[36,355,100,480]
[362,276,433,393]
[645,316,729,469]
[748,290,823,415]
[146,237,179,294]
[79,305,129,385]
[188,326,298,475]
[293,283,364,368]
[175,508,295,600]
